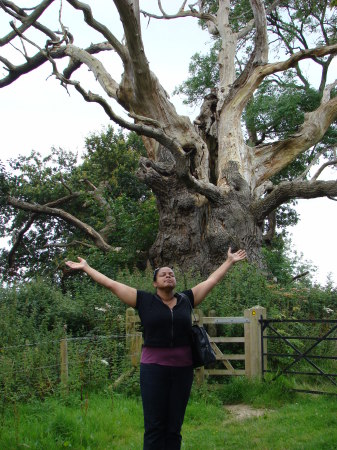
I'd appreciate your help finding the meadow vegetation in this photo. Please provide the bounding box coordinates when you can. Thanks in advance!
[0,381,336,449]
[0,244,336,448]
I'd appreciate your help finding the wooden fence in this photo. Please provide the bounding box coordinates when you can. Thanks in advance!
[125,306,267,383]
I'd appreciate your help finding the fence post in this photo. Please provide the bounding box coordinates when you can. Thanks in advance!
[126,308,142,367]
[208,309,217,337]
[244,306,266,379]
[60,324,68,386]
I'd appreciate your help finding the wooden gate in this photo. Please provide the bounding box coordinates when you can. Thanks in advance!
[126,306,267,383]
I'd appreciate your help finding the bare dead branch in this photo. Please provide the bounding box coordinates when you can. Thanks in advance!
[140,3,215,23]
[291,271,310,282]
[128,111,162,127]
[249,0,268,64]
[113,0,153,94]
[59,173,73,194]
[224,0,269,105]
[66,0,128,63]
[253,76,337,187]
[72,82,187,162]
[263,44,337,77]
[311,159,337,181]
[6,192,81,266]
[64,44,119,99]
[238,42,337,107]
[179,0,188,13]
[81,178,97,190]
[8,214,36,268]
[321,79,337,103]
[0,40,114,87]
[237,0,282,40]
[0,45,65,87]
[43,193,81,207]
[7,195,112,252]
[0,55,14,71]
[296,145,324,181]
[252,179,337,221]
[158,0,166,16]
[82,181,116,235]
[0,0,56,46]
[43,240,96,249]
[63,42,114,78]
[253,94,337,186]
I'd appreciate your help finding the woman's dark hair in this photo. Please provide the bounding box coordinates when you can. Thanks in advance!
[153,267,175,281]
[153,268,160,281]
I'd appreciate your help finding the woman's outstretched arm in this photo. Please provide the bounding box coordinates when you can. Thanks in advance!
[65,257,137,307]
[191,248,247,306]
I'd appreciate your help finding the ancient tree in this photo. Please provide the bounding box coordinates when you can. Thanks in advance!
[0,0,336,275]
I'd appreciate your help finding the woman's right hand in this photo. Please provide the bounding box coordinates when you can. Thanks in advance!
[65,256,137,307]
[65,257,88,271]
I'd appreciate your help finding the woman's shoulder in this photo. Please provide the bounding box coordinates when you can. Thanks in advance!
[177,289,194,307]
[178,289,193,297]
[135,290,156,310]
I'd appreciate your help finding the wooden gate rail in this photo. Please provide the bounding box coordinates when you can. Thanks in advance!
[202,315,248,378]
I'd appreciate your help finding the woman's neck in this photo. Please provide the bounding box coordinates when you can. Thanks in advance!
[156,288,175,302]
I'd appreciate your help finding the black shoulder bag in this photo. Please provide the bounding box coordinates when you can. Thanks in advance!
[180,293,216,368]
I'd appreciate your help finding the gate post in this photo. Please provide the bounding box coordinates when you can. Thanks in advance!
[126,308,142,367]
[244,306,266,379]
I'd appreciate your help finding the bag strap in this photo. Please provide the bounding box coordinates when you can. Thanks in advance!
[179,292,198,324]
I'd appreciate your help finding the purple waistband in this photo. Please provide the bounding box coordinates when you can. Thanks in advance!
[141,345,193,367]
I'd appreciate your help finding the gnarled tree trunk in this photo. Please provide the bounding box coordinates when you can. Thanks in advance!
[138,144,263,273]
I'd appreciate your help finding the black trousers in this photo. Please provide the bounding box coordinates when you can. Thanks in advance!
[140,363,194,450]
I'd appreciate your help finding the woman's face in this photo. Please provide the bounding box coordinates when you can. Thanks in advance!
[153,267,176,289]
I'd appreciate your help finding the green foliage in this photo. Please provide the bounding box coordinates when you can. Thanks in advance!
[173,41,220,105]
[245,79,321,141]
[81,126,148,200]
[0,276,130,403]
[0,127,158,281]
[210,376,296,407]
[261,234,316,286]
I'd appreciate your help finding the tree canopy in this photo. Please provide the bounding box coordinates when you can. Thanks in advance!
[0,0,336,277]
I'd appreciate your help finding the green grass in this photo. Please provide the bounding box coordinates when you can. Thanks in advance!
[0,384,336,449]
[220,397,337,450]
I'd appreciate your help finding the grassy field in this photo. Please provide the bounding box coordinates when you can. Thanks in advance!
[0,382,336,450]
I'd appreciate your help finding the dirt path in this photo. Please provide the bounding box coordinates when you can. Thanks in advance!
[224,404,272,421]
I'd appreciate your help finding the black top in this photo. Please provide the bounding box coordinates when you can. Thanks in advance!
[135,290,194,347]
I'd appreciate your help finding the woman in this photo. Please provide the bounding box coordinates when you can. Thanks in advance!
[65,247,246,449]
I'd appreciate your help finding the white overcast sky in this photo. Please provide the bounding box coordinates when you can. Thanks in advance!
[0,1,336,285]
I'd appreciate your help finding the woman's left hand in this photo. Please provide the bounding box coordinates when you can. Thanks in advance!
[227,247,247,264]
